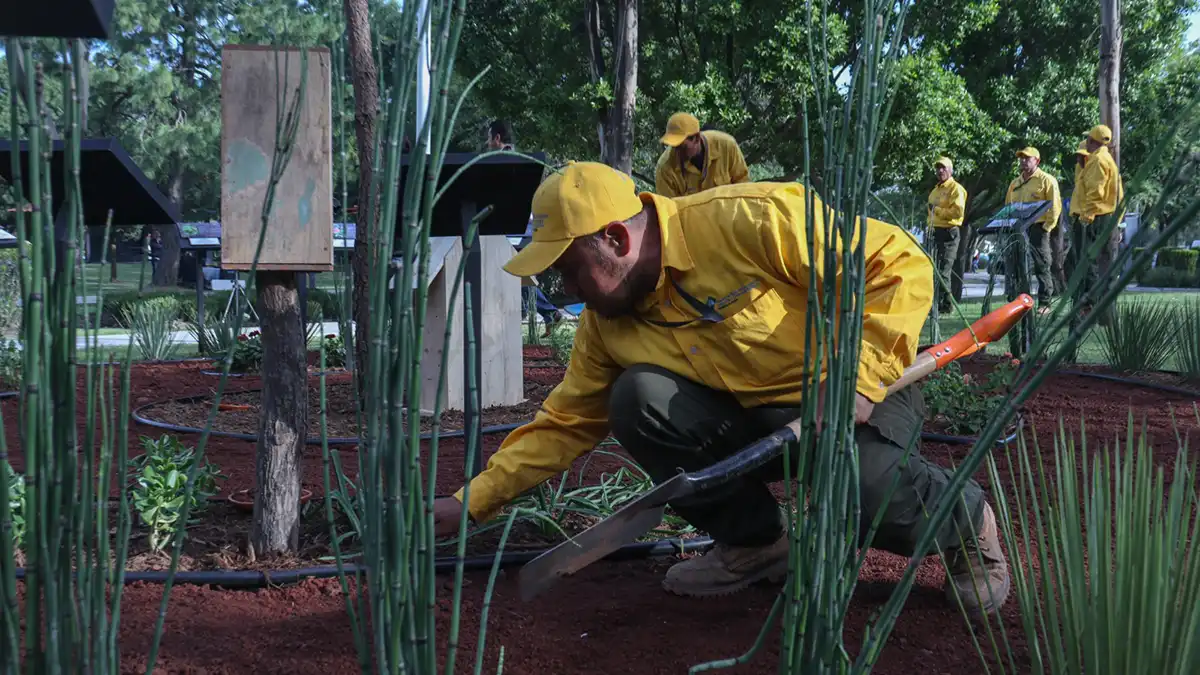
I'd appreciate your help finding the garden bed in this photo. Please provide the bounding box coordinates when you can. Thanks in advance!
[5,348,1200,673]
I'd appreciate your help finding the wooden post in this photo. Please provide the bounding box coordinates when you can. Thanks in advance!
[1100,0,1122,167]
[251,270,307,555]
[220,45,332,556]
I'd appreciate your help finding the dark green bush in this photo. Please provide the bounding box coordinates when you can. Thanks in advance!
[306,287,345,323]
[1155,247,1199,275]
[1138,266,1200,288]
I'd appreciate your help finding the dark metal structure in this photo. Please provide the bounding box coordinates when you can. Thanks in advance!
[0,0,115,39]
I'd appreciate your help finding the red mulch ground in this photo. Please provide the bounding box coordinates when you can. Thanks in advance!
[5,345,1199,674]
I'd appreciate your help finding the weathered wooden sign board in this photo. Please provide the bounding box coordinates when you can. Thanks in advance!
[220,45,333,272]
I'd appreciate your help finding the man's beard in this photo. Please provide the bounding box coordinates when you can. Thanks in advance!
[588,263,659,319]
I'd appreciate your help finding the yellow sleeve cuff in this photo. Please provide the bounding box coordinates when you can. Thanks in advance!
[452,472,503,525]
[855,339,905,404]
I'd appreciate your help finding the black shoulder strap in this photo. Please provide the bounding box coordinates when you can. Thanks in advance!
[637,270,726,328]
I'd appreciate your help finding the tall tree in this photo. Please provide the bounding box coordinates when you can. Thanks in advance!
[587,0,639,172]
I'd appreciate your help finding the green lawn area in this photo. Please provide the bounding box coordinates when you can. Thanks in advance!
[923,291,1199,369]
[76,262,350,298]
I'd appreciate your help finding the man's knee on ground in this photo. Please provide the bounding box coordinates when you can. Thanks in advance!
[608,363,675,446]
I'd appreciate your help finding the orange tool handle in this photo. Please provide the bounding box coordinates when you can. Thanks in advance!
[886,293,1034,395]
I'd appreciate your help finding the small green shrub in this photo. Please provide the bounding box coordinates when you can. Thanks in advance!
[187,315,239,360]
[921,358,1018,435]
[231,330,264,372]
[1138,266,1200,288]
[548,320,576,365]
[1098,298,1179,373]
[122,296,181,361]
[0,249,19,335]
[306,287,345,323]
[128,435,224,553]
[321,333,346,368]
[4,462,25,551]
[0,338,20,389]
[1177,298,1200,381]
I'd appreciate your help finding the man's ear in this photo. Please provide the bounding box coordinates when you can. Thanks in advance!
[601,222,634,256]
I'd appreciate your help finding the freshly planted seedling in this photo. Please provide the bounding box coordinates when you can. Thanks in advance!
[922,359,1019,435]
[230,330,264,373]
[128,435,225,553]
[2,463,24,553]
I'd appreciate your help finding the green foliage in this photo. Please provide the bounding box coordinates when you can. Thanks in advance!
[128,435,224,554]
[1156,247,1200,274]
[0,339,20,388]
[1138,266,1200,288]
[306,287,345,323]
[988,416,1200,675]
[1177,297,1200,380]
[321,333,346,369]
[121,296,182,361]
[0,249,18,336]
[921,359,1019,435]
[230,330,264,373]
[1098,298,1180,372]
[186,314,239,360]
[2,463,24,552]
[548,321,577,365]
[102,289,190,326]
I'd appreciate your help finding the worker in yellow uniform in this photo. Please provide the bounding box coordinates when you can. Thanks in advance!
[1056,141,1090,293]
[1005,147,1062,312]
[927,157,968,313]
[1071,124,1124,314]
[654,112,750,197]
[431,161,1010,618]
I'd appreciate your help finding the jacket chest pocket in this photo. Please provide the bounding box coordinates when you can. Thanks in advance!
[710,289,803,387]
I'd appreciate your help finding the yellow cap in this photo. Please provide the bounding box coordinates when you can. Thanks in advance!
[1088,124,1113,144]
[1075,140,1090,156]
[660,112,701,147]
[934,156,953,170]
[503,161,643,277]
[1016,147,1040,159]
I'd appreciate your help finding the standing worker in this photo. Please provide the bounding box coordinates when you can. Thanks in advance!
[432,161,1010,618]
[1005,147,1062,313]
[1056,142,1091,293]
[654,112,750,198]
[1071,124,1124,316]
[927,157,968,314]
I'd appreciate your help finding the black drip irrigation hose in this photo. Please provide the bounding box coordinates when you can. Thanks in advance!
[131,393,524,444]
[198,369,353,378]
[11,536,715,589]
[1057,370,1200,398]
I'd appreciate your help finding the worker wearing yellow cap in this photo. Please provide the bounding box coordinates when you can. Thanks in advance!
[1005,147,1062,312]
[1057,141,1091,292]
[431,161,1010,618]
[1071,124,1125,314]
[653,112,749,198]
[927,157,968,313]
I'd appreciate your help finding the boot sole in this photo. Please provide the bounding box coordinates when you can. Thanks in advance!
[945,570,1012,617]
[661,561,790,598]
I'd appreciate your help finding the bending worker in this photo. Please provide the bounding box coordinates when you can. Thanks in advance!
[927,157,968,314]
[433,161,1010,617]
[654,112,750,197]
[1004,147,1062,313]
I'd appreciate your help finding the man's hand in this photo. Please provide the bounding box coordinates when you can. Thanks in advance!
[433,496,470,537]
[813,388,876,432]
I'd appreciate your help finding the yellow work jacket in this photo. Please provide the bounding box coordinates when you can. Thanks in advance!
[1076,146,1123,223]
[1068,156,1088,217]
[455,182,933,523]
[927,178,967,228]
[1005,169,1062,232]
[654,130,750,198]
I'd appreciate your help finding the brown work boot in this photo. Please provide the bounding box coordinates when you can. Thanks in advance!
[943,502,1010,617]
[662,533,790,597]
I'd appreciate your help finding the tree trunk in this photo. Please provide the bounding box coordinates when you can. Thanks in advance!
[250,271,307,556]
[1099,0,1122,167]
[584,0,608,159]
[344,0,380,403]
[602,0,638,174]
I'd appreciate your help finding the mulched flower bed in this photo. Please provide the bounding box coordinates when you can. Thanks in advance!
[5,345,1200,674]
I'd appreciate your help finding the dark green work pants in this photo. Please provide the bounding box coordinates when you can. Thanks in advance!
[1028,225,1054,302]
[932,227,961,312]
[607,364,986,557]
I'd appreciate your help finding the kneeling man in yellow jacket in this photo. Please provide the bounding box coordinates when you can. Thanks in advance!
[432,162,1010,617]
[654,112,749,197]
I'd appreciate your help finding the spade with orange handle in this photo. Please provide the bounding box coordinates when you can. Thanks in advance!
[516,294,1035,601]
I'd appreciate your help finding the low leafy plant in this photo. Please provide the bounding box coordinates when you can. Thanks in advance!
[230,330,264,372]
[548,320,576,365]
[128,435,225,553]
[122,296,181,361]
[1097,297,1179,373]
[3,462,25,553]
[321,333,346,368]
[0,338,20,389]
[921,358,1019,435]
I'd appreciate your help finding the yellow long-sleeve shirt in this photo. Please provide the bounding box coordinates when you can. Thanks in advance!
[1076,146,1123,223]
[927,178,967,228]
[1068,156,1087,217]
[1005,168,1062,232]
[654,130,750,197]
[455,181,934,523]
